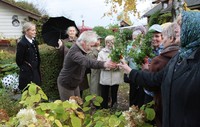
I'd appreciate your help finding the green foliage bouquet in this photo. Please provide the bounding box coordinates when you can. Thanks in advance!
[109,29,132,63]
[128,32,155,69]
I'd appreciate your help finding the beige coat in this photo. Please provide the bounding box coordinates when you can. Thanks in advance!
[97,47,124,85]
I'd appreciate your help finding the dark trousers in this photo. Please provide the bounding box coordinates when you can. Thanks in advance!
[129,83,145,107]
[124,74,144,107]
[101,84,119,109]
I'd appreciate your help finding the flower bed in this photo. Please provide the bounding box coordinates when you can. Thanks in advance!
[0,40,10,46]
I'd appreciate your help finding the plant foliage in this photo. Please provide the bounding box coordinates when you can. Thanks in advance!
[128,32,155,69]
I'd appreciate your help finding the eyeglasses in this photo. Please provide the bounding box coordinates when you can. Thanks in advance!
[106,41,114,44]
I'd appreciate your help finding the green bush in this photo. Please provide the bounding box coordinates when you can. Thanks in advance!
[39,44,63,100]
[158,12,172,24]
[0,50,17,87]
[1,83,155,127]
[0,89,21,117]
[0,50,15,64]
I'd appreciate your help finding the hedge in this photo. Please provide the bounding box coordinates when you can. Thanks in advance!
[39,44,63,100]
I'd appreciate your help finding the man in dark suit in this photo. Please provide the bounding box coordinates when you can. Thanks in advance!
[16,22,41,90]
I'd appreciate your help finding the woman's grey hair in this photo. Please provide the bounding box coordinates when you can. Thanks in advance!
[66,26,78,34]
[77,31,98,44]
[162,22,177,39]
[105,35,115,44]
[22,22,36,34]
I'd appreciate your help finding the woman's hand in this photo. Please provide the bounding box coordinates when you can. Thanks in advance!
[104,60,118,70]
[55,39,63,49]
[118,60,132,74]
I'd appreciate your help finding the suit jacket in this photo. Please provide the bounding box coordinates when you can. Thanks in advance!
[16,35,41,90]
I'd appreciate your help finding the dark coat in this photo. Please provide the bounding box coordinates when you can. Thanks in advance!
[59,37,77,61]
[129,47,200,127]
[149,45,179,127]
[57,44,105,90]
[16,35,41,90]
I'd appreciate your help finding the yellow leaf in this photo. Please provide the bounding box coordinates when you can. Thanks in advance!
[55,119,63,127]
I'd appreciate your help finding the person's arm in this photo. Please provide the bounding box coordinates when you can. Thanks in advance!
[71,51,117,69]
[118,61,164,87]
[129,68,164,88]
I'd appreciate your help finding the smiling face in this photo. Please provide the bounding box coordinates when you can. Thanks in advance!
[151,32,163,48]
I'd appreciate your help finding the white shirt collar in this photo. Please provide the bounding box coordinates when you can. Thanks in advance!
[25,35,34,44]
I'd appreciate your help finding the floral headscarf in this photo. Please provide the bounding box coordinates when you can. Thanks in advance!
[179,11,200,59]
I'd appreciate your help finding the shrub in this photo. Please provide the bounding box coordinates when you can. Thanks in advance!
[1,83,155,127]
[0,50,18,88]
[0,89,21,117]
[39,44,63,100]
[0,50,15,64]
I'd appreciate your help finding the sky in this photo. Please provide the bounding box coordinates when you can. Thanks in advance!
[16,0,153,28]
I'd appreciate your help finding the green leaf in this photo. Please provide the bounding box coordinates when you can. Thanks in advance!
[85,95,94,102]
[21,90,28,101]
[93,101,100,106]
[144,108,155,121]
[83,101,90,107]
[109,115,121,127]
[54,105,65,114]
[38,89,48,100]
[55,119,63,127]
[28,84,37,95]
[115,111,122,116]
[71,115,82,127]
[95,96,103,103]
[94,121,103,127]
[82,107,91,112]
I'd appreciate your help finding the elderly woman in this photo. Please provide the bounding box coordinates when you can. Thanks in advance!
[119,11,200,127]
[57,26,78,59]
[16,22,41,90]
[97,35,124,109]
[148,22,180,127]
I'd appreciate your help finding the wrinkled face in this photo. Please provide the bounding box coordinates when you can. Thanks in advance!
[95,39,101,47]
[162,34,173,48]
[26,25,36,39]
[174,24,181,45]
[152,33,163,48]
[82,41,96,53]
[67,27,77,38]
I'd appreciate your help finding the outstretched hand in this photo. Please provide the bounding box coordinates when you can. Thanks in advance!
[118,60,132,74]
[104,60,118,70]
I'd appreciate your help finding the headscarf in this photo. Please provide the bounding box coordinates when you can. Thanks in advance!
[179,11,200,59]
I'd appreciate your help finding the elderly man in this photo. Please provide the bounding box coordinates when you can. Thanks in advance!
[57,31,117,101]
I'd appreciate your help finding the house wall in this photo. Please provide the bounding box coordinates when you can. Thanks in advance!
[0,2,29,39]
